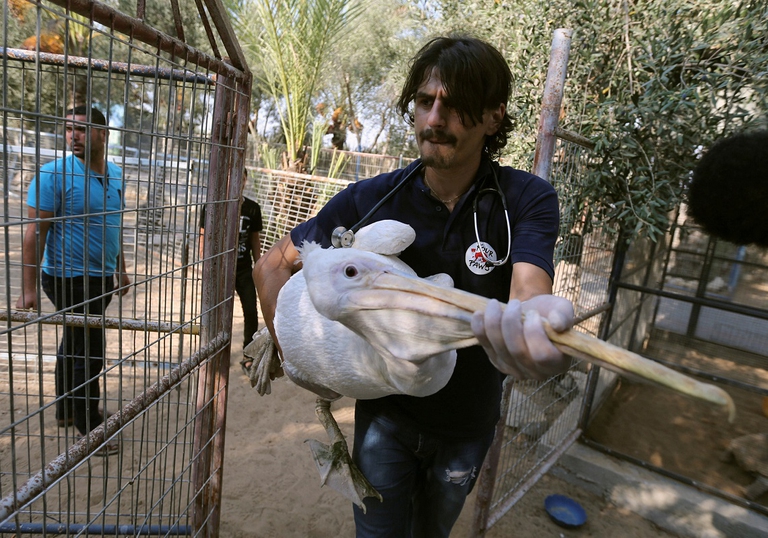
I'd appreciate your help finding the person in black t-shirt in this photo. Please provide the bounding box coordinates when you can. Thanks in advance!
[200,193,263,352]
[234,196,263,346]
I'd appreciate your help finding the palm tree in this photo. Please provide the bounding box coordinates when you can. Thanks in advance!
[229,0,362,172]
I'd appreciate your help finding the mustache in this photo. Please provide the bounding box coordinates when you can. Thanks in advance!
[419,128,457,145]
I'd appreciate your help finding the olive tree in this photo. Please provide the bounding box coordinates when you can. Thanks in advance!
[423,0,768,240]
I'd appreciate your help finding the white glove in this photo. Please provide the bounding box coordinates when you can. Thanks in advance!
[471,295,574,380]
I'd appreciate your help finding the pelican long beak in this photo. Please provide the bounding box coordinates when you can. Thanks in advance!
[328,270,478,364]
[336,271,736,423]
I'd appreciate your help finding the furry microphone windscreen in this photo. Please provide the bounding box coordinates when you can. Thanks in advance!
[687,130,768,247]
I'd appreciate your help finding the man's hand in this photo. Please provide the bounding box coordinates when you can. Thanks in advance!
[471,295,574,380]
[15,289,37,310]
[117,274,132,296]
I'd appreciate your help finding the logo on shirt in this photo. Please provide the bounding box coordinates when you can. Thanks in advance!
[466,242,497,275]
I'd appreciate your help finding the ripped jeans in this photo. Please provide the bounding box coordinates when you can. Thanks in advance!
[352,404,495,538]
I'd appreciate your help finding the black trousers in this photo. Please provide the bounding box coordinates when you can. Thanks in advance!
[41,273,114,436]
[234,265,258,347]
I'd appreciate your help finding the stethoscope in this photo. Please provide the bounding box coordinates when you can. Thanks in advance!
[331,159,512,266]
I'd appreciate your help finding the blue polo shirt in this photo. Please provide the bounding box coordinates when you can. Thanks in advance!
[28,155,124,278]
[291,158,559,438]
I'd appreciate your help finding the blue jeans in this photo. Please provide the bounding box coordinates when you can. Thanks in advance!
[352,404,495,538]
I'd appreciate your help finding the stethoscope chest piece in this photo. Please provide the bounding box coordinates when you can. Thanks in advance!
[329,162,425,249]
[331,226,356,248]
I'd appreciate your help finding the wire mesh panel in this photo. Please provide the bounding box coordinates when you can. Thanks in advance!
[471,131,619,533]
[314,149,412,182]
[1,1,250,535]
[244,167,351,250]
[551,132,618,336]
[245,140,415,183]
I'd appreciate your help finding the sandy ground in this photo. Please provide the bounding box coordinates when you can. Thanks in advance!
[218,304,677,537]
[588,378,768,507]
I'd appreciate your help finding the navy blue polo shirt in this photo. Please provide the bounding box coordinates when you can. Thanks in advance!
[291,158,559,438]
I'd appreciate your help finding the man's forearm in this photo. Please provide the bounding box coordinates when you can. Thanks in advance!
[116,248,132,294]
[253,234,298,341]
[20,260,39,298]
[17,222,47,307]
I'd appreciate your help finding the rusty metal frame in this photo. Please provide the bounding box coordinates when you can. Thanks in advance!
[2,310,201,334]
[1,1,252,535]
[0,47,215,83]
[192,68,251,535]
[46,0,249,79]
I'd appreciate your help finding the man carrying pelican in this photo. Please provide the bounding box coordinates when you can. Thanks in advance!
[254,35,575,537]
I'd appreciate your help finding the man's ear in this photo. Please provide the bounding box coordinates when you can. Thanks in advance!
[485,104,506,135]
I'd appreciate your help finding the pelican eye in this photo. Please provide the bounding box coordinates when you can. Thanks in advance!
[344,265,359,278]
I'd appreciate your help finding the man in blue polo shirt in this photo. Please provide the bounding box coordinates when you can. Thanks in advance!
[16,106,130,454]
[254,36,575,536]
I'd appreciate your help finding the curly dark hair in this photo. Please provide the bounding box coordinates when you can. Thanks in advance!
[396,35,513,159]
[687,130,768,246]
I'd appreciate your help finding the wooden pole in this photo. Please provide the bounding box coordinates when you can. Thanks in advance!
[532,28,573,183]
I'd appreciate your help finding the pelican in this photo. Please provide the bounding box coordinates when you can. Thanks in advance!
[244,220,460,511]
[245,219,736,511]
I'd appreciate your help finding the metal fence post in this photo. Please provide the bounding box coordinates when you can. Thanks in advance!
[194,72,239,536]
[207,70,252,535]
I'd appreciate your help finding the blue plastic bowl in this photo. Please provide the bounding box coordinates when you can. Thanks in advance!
[544,494,587,529]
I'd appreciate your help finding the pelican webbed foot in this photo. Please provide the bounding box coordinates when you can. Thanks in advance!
[242,327,283,395]
[307,398,383,513]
